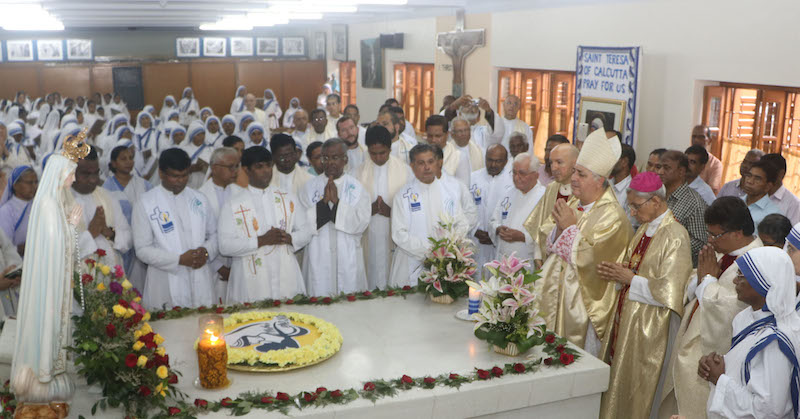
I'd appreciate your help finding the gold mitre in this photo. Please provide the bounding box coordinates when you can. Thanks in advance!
[61,128,91,162]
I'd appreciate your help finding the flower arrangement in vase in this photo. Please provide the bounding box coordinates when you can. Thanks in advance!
[418,215,477,304]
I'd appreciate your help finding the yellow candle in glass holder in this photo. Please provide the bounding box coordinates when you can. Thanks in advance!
[197,330,229,389]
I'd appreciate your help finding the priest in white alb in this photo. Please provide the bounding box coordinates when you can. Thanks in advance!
[219,147,312,303]
[426,115,469,185]
[499,95,534,153]
[301,138,371,296]
[390,144,471,288]
[358,125,412,289]
[133,148,218,309]
[450,117,485,175]
[470,144,513,278]
[270,133,312,197]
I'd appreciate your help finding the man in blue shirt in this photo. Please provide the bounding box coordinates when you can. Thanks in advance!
[743,159,782,230]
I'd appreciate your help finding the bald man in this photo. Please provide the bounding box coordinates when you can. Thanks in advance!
[291,109,310,147]
[523,143,579,266]
[499,95,534,153]
[691,125,723,194]
[245,93,269,130]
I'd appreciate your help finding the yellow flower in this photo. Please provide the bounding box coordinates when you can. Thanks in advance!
[153,334,165,345]
[122,279,132,290]
[142,312,151,322]
[134,297,142,303]
[134,330,142,339]
[133,341,144,351]
[100,265,111,276]
[160,391,166,397]
[112,305,126,317]
[137,355,148,367]
[140,323,153,335]
[155,347,166,356]
[125,308,135,319]
[156,365,169,379]
[155,383,163,394]
[96,283,106,291]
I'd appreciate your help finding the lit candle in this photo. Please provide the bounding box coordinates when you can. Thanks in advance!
[197,315,229,389]
[468,287,480,315]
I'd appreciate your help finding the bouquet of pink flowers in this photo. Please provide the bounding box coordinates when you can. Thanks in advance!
[418,216,477,302]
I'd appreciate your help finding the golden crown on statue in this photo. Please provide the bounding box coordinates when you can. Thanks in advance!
[61,127,91,162]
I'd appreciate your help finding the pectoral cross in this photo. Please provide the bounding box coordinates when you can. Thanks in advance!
[436,9,485,98]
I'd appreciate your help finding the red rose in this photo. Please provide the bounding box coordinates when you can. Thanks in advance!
[96,249,107,256]
[118,299,129,308]
[476,369,490,379]
[322,297,332,304]
[168,407,181,416]
[560,352,574,365]
[157,312,166,319]
[105,323,116,338]
[423,377,436,385]
[125,353,137,368]
[491,366,503,377]
[544,357,553,366]
[513,363,525,373]
[4,406,13,413]
[273,300,281,307]
[139,386,151,396]
[556,344,565,353]
[243,302,252,307]
[401,374,414,384]
[330,390,343,398]
[197,306,207,311]
[194,399,208,408]
[216,307,224,314]
[276,392,289,401]
[261,396,274,404]
[81,273,93,284]
[387,290,395,296]
[303,392,317,402]
[315,387,327,394]
[168,373,178,384]
[220,397,233,407]
[363,382,376,391]
[145,360,154,369]
[363,291,372,297]
[310,297,318,303]
[85,258,96,266]
[402,285,412,291]
[545,334,556,344]
[448,373,459,379]
[286,299,295,304]
[347,295,356,302]
[171,306,181,311]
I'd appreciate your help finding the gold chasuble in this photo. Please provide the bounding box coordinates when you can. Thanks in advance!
[599,210,692,419]
[523,181,570,260]
[537,186,633,348]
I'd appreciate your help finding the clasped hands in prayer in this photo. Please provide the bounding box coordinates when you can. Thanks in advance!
[697,351,725,385]
[696,244,721,284]
[257,227,292,247]
[597,262,635,286]
[371,195,391,217]
[88,206,115,241]
[322,176,339,205]
[551,199,577,238]
[179,247,209,269]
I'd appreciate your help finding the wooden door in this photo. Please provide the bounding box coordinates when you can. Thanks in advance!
[191,61,236,117]
[142,62,189,114]
[339,61,356,107]
[549,73,574,139]
[281,60,326,115]
[0,65,41,99]
[752,89,788,154]
[237,61,284,109]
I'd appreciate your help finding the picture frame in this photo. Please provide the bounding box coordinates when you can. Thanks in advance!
[6,40,33,62]
[360,38,383,88]
[176,37,200,58]
[577,97,626,134]
[230,37,253,57]
[312,31,326,60]
[281,37,305,57]
[36,39,64,61]
[66,39,93,60]
[332,24,348,61]
[202,37,226,57]
[256,37,279,56]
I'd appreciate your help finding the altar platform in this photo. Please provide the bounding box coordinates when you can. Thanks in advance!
[25,294,609,418]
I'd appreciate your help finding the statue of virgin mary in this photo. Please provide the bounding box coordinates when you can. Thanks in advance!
[11,132,89,407]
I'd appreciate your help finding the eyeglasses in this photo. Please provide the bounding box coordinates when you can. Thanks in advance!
[707,230,732,241]
[312,116,327,122]
[213,163,239,172]
[321,155,346,163]
[627,196,654,212]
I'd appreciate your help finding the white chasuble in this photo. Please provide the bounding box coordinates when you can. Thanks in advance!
[300,174,370,296]
[389,177,469,287]
[219,185,311,303]
[358,155,411,289]
[133,185,218,309]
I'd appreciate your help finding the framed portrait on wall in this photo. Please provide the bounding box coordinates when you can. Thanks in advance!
[332,24,348,61]
[256,37,279,56]
[6,40,33,61]
[360,38,383,88]
[578,97,626,134]
[230,37,253,57]
[281,37,305,57]
[202,37,226,57]
[36,39,64,61]
[176,37,200,58]
[66,39,93,60]
[312,32,326,60]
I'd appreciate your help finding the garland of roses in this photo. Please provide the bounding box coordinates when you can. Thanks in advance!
[144,332,580,418]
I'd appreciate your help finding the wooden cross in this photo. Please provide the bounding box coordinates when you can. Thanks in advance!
[436,9,485,98]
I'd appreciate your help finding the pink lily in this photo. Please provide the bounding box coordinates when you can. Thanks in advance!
[432,280,443,293]
[498,273,533,301]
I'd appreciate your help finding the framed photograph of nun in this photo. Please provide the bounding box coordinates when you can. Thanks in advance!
[230,37,253,57]
[176,37,200,58]
[36,39,64,61]
[578,97,626,134]
[256,38,279,56]
[6,40,33,61]
[66,39,93,60]
[281,37,305,57]
[202,37,226,57]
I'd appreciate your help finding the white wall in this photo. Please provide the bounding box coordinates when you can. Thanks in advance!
[347,16,437,122]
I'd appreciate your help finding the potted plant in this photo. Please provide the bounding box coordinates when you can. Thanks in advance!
[418,217,477,304]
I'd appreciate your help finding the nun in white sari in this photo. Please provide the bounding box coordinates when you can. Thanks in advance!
[134,111,160,180]
[205,116,225,148]
[0,165,36,254]
[159,95,177,125]
[262,89,282,130]
[183,121,212,190]
[11,138,89,404]
[230,85,246,116]
[178,87,200,126]
[283,97,301,128]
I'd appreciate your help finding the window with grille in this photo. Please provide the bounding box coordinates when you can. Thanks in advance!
[393,63,434,134]
[339,61,357,107]
[703,83,800,194]
[497,69,575,139]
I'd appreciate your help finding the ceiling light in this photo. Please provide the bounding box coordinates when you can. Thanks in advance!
[0,3,64,31]
[199,16,253,31]
[267,2,358,14]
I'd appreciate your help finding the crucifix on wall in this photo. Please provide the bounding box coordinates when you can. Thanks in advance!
[436,9,485,98]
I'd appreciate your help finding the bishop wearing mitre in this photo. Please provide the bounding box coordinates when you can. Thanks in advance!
[536,129,633,357]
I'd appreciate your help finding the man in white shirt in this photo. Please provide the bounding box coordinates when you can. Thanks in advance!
[761,153,800,225]
[325,94,343,126]
[611,144,638,227]
[425,115,469,185]
[71,147,132,264]
[718,149,764,199]
[336,115,367,176]
[376,108,414,165]
[498,95,533,153]
[291,110,310,148]
[470,144,513,278]
[269,133,312,197]
[300,138,371,296]
[307,109,337,144]
[245,93,268,130]
[343,104,367,146]
[490,152,546,263]
[450,117,484,179]
[133,148,218,309]
[685,145,717,205]
[199,147,239,303]
[218,147,312,303]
